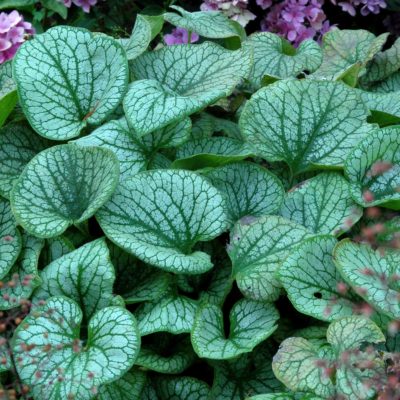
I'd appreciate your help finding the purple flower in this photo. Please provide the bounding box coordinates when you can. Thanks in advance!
[60,0,97,13]
[331,0,386,15]
[164,28,200,46]
[256,0,273,9]
[0,10,34,64]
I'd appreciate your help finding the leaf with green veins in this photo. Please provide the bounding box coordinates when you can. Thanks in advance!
[12,296,140,400]
[312,29,388,81]
[272,337,335,398]
[149,153,173,170]
[124,42,251,135]
[278,236,360,322]
[244,32,321,88]
[0,335,11,372]
[0,232,43,310]
[164,5,245,41]
[119,15,152,60]
[204,162,284,226]
[11,144,120,238]
[150,376,210,400]
[280,173,363,235]
[191,299,279,360]
[345,127,400,209]
[334,239,400,319]
[0,123,52,199]
[33,238,115,321]
[97,368,147,400]
[239,80,371,176]
[369,71,400,93]
[136,334,196,374]
[362,37,400,85]
[13,26,129,140]
[210,342,284,399]
[135,291,198,336]
[173,137,253,170]
[190,113,242,140]
[0,61,18,127]
[228,215,316,301]
[39,236,75,267]
[97,169,228,274]
[0,197,22,280]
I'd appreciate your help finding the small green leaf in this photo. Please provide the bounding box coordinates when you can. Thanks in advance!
[244,32,321,88]
[97,170,228,274]
[278,236,359,322]
[11,145,120,238]
[0,123,51,198]
[33,238,115,321]
[272,338,335,398]
[13,26,129,140]
[345,127,400,209]
[164,6,245,41]
[228,215,316,301]
[334,239,400,319]
[313,29,388,82]
[136,334,196,374]
[173,137,253,170]
[41,0,68,18]
[0,197,22,280]
[120,15,152,60]
[191,299,279,360]
[39,236,75,266]
[0,61,18,127]
[124,42,251,135]
[239,80,371,176]
[0,232,43,310]
[13,297,140,400]
[97,369,147,400]
[135,292,198,335]
[280,173,362,235]
[369,71,400,93]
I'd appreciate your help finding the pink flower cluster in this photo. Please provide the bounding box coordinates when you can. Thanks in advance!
[61,0,98,13]
[332,0,386,16]
[0,11,34,65]
[261,0,331,46]
[164,27,200,46]
[200,0,256,27]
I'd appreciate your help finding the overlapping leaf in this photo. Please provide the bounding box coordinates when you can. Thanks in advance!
[97,169,228,274]
[240,80,371,176]
[12,296,140,400]
[125,42,251,135]
[345,127,400,209]
[13,26,129,140]
[0,61,17,127]
[280,173,362,235]
[11,144,120,238]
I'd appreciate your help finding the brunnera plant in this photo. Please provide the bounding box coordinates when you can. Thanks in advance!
[0,7,399,400]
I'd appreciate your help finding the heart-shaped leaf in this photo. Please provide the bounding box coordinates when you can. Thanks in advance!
[280,173,363,235]
[228,215,316,301]
[0,123,51,198]
[204,162,284,226]
[0,197,21,279]
[312,29,388,81]
[33,238,115,321]
[135,291,198,335]
[12,296,140,400]
[97,170,228,274]
[239,80,371,176]
[11,144,120,238]
[369,71,400,93]
[209,343,284,399]
[334,239,400,319]
[120,14,152,60]
[244,33,321,88]
[0,232,43,310]
[0,61,17,127]
[173,137,253,170]
[97,369,147,400]
[13,26,129,140]
[278,235,359,322]
[191,299,279,360]
[164,5,245,40]
[124,42,251,135]
[136,334,196,374]
[345,127,400,209]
